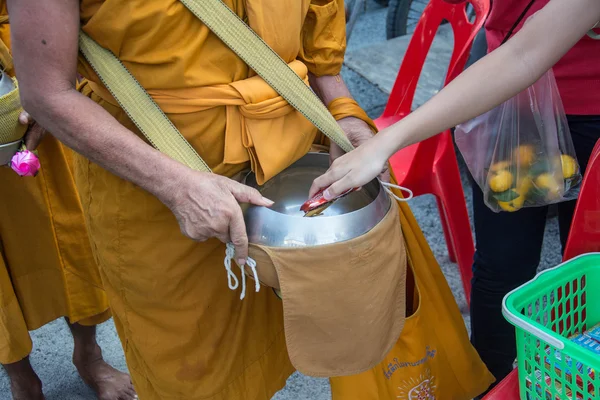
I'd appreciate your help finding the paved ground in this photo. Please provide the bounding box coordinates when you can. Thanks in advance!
[0,2,564,399]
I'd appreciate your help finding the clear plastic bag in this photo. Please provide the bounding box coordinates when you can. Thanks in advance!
[455,69,581,213]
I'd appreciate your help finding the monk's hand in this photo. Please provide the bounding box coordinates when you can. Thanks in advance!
[19,111,47,150]
[166,171,273,265]
[310,137,387,201]
[331,117,390,182]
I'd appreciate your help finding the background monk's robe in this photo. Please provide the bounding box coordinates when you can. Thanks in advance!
[75,0,346,398]
[0,7,110,365]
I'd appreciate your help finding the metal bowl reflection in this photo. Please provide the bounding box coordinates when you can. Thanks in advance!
[241,152,391,247]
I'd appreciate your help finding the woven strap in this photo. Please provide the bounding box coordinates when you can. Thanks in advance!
[78,33,211,173]
[178,0,354,154]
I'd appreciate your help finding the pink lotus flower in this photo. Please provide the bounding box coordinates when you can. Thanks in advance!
[11,149,41,177]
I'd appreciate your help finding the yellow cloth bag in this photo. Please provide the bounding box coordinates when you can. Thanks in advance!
[330,174,495,399]
[324,101,493,398]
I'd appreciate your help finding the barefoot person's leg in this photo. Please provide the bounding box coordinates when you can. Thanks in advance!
[2,357,45,400]
[67,319,137,400]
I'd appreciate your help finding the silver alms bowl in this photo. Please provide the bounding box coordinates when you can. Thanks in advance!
[241,152,391,247]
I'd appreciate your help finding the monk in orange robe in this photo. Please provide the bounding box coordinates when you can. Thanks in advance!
[0,9,136,399]
[8,1,381,398]
[0,116,138,400]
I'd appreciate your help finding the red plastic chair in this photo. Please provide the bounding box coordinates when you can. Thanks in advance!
[375,0,490,303]
[483,139,600,399]
[482,368,519,399]
[563,140,600,261]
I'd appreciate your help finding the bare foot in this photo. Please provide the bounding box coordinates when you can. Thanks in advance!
[3,357,45,400]
[67,319,136,400]
[10,377,45,400]
[73,344,137,400]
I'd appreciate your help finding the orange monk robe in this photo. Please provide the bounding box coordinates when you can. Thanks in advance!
[0,7,110,365]
[75,0,346,398]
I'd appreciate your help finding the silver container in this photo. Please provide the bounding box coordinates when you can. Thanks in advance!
[0,140,20,165]
[0,70,15,96]
[242,152,391,247]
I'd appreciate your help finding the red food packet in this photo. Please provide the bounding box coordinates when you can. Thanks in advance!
[300,187,358,217]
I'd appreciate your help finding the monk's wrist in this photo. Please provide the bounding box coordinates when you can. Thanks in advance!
[144,155,195,209]
[308,73,352,106]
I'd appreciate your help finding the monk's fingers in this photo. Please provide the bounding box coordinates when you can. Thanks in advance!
[215,232,231,244]
[183,228,209,242]
[23,122,47,150]
[227,180,273,207]
[228,205,249,266]
[18,110,33,125]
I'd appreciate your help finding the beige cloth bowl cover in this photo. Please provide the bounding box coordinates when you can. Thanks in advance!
[247,199,407,377]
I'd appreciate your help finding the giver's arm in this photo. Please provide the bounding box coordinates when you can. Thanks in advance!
[375,0,600,159]
[310,0,600,198]
[8,0,186,206]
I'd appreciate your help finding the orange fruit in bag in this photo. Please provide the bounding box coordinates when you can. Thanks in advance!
[489,170,514,193]
[498,178,531,212]
[514,145,536,167]
[498,196,525,212]
[535,173,562,200]
[490,161,511,173]
[560,154,578,179]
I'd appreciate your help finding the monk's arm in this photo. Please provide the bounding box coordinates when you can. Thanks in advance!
[308,73,352,105]
[8,0,192,206]
[9,0,270,262]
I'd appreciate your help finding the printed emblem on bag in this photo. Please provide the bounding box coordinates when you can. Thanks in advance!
[397,370,436,400]
[383,346,437,380]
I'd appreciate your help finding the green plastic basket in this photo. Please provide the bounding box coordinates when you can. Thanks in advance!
[503,253,600,400]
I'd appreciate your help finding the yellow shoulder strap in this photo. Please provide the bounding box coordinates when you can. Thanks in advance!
[78,33,211,173]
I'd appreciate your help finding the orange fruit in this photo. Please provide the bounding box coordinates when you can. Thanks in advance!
[489,170,514,193]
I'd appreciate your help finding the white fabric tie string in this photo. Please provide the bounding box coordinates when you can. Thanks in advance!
[378,179,414,202]
[224,242,260,300]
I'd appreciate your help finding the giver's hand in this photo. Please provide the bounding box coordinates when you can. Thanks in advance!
[18,111,47,150]
[310,138,388,201]
[330,117,390,183]
[164,171,273,266]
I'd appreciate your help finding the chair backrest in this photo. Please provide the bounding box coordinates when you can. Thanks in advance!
[380,0,490,120]
[564,139,600,261]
